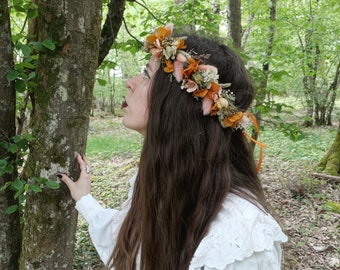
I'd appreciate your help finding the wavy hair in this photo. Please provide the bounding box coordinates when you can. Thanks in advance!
[109,35,266,270]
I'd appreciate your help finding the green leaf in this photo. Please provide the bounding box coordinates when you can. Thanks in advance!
[6,70,19,81]
[139,31,149,37]
[275,104,282,113]
[0,158,14,175]
[97,78,107,86]
[0,181,11,191]
[29,184,42,193]
[21,61,35,69]
[14,189,24,199]
[0,141,9,149]
[14,79,26,93]
[41,39,56,50]
[28,72,36,80]
[27,8,38,19]
[6,205,18,214]
[13,5,26,12]
[34,177,47,184]
[30,41,44,51]
[45,181,60,189]
[8,143,19,153]
[0,159,7,169]
[11,180,24,190]
[21,44,31,57]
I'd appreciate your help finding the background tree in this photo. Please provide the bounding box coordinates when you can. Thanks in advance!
[291,0,340,126]
[0,0,21,269]
[241,0,279,141]
[227,0,242,50]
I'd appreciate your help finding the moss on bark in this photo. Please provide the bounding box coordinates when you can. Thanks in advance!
[318,122,340,176]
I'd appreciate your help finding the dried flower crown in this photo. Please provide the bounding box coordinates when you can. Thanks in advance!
[144,23,248,130]
[144,23,267,172]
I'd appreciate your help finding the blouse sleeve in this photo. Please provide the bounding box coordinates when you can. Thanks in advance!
[75,174,136,265]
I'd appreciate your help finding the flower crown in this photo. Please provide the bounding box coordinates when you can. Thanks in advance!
[144,23,247,130]
[144,23,268,173]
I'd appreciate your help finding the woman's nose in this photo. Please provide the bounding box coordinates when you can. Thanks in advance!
[126,78,135,92]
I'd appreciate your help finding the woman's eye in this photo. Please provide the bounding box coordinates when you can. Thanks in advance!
[143,68,150,79]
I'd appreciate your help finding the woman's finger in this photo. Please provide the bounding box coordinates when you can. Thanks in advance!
[78,155,92,176]
[58,173,74,189]
[77,154,86,168]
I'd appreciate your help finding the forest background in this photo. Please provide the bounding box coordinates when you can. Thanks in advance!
[0,0,339,269]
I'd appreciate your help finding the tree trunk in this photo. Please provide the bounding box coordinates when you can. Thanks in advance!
[302,75,314,127]
[211,0,221,37]
[300,5,319,127]
[227,0,242,50]
[0,1,22,269]
[325,60,340,125]
[19,0,102,269]
[98,0,126,66]
[318,122,340,175]
[241,13,255,50]
[252,0,277,142]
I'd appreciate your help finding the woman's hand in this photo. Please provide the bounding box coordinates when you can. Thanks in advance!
[58,154,92,201]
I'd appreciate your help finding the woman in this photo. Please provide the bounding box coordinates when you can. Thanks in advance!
[60,23,287,270]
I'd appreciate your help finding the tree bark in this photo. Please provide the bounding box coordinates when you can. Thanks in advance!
[0,1,22,269]
[227,0,242,50]
[261,0,277,90]
[241,13,255,50]
[252,0,277,142]
[300,4,318,127]
[325,60,340,125]
[19,0,102,269]
[98,0,126,66]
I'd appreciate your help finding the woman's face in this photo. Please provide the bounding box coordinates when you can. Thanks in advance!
[122,59,160,136]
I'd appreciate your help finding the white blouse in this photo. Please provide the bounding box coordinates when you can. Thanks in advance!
[76,174,287,269]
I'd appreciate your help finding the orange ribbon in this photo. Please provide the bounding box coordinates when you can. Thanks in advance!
[242,112,268,173]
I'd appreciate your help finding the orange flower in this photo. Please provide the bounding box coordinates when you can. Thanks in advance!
[206,82,221,100]
[223,112,244,128]
[193,89,208,98]
[183,58,200,78]
[146,26,171,44]
[210,103,218,116]
[164,60,174,73]
[176,38,187,50]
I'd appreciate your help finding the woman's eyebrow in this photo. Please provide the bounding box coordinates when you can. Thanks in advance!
[143,64,151,79]
[146,63,152,76]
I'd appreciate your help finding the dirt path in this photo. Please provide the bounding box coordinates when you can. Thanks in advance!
[261,158,339,269]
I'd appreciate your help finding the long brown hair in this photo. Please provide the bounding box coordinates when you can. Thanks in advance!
[109,35,266,269]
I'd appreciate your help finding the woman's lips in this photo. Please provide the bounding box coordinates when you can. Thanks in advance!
[121,99,128,109]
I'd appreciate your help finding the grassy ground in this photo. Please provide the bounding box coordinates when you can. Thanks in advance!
[73,110,339,270]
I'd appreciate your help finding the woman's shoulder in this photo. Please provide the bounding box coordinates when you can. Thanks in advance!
[189,193,288,269]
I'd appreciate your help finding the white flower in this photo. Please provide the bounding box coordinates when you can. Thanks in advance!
[163,45,177,60]
[216,97,229,110]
